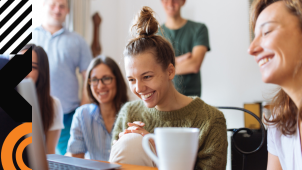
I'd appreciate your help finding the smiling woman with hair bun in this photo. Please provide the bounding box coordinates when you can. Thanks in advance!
[108,6,228,170]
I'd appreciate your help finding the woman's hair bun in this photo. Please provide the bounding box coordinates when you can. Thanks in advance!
[131,6,159,38]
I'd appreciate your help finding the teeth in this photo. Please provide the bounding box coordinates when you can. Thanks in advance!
[99,92,108,95]
[258,58,271,67]
[141,92,154,99]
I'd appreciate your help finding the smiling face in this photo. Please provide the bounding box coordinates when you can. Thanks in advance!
[21,50,39,83]
[90,64,117,105]
[248,1,302,85]
[161,0,185,18]
[125,51,174,108]
[43,0,69,26]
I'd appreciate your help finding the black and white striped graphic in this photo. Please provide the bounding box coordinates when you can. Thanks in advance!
[0,0,32,55]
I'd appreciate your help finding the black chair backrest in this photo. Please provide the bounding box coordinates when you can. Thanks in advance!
[216,106,266,170]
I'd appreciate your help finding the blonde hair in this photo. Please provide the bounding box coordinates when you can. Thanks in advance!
[250,0,302,31]
[250,0,302,135]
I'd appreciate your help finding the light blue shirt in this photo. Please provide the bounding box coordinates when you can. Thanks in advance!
[32,26,92,113]
[67,104,114,161]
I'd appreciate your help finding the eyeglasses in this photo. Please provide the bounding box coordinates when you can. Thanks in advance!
[89,77,114,86]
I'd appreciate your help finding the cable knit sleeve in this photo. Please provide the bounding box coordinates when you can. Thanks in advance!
[111,102,132,145]
[195,109,228,170]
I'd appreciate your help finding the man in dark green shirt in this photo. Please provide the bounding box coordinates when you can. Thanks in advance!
[158,0,210,97]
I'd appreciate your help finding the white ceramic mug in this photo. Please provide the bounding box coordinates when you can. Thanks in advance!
[142,127,199,170]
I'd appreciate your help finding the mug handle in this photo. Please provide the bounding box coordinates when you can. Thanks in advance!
[142,134,159,165]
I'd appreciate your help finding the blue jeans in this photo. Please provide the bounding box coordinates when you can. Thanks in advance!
[55,110,76,155]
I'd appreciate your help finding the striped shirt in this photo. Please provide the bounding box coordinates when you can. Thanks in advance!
[67,104,114,161]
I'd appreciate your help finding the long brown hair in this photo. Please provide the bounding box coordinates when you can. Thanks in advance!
[85,56,128,112]
[250,0,302,135]
[124,6,175,70]
[21,44,54,135]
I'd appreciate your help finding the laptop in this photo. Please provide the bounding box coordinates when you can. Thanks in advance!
[17,79,121,170]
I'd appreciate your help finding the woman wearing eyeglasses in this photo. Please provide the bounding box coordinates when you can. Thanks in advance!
[20,44,64,154]
[67,56,128,161]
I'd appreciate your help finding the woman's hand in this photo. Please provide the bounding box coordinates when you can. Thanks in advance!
[113,121,154,148]
[118,121,149,137]
[126,121,150,136]
[113,121,147,145]
[126,121,156,153]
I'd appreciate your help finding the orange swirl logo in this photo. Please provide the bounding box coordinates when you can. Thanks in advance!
[1,123,32,170]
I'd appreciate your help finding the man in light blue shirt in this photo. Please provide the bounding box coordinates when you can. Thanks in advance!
[32,0,92,155]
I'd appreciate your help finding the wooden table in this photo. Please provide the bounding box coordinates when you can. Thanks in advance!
[63,153,158,170]
[96,160,158,170]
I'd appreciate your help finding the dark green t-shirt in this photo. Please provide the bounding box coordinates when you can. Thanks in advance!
[158,20,210,97]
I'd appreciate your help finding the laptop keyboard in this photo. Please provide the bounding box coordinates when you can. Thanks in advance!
[48,161,94,170]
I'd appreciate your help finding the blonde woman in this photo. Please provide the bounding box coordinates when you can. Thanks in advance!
[249,0,302,169]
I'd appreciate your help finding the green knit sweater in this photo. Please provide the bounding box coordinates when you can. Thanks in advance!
[112,97,228,170]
